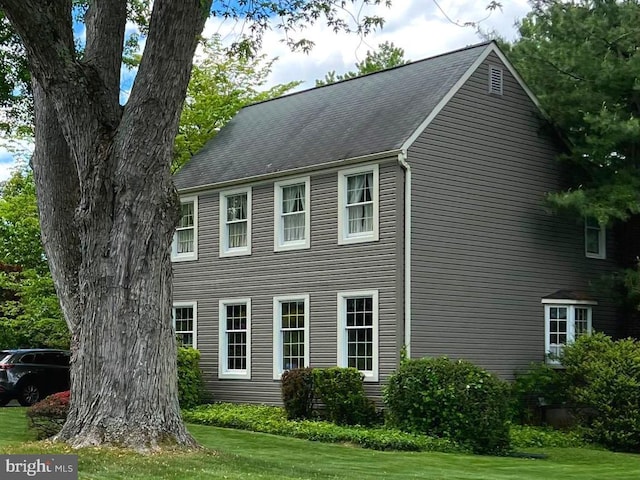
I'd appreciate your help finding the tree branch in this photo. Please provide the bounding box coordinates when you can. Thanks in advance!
[31,80,81,333]
[84,0,128,107]
[120,0,213,171]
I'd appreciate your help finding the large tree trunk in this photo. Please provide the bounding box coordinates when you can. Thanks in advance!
[1,0,212,450]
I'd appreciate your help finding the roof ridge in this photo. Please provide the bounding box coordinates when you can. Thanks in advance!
[244,40,494,109]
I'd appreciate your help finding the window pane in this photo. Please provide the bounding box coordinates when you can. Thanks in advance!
[280,300,306,371]
[345,296,374,373]
[228,222,247,248]
[282,184,305,213]
[586,229,600,254]
[173,307,194,347]
[177,229,194,253]
[179,202,194,228]
[283,213,305,241]
[227,194,247,221]
[347,204,373,234]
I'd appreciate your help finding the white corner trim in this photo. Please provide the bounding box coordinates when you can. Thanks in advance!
[397,151,411,358]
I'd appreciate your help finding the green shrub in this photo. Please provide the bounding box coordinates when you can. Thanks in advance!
[562,333,640,452]
[281,368,315,420]
[510,425,585,449]
[177,347,206,409]
[312,367,377,426]
[511,362,570,424]
[384,357,511,454]
[26,390,70,439]
[182,403,466,453]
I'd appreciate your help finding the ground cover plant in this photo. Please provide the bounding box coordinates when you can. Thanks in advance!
[2,407,640,480]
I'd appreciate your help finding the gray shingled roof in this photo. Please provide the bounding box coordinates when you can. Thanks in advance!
[174,42,491,190]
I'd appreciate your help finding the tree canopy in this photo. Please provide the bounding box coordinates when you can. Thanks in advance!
[316,41,409,86]
[505,0,640,313]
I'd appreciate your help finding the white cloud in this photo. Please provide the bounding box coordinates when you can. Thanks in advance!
[203,0,531,90]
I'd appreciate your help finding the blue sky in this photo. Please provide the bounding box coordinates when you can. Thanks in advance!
[0,0,531,183]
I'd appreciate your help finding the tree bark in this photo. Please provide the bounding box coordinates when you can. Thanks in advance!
[1,0,212,450]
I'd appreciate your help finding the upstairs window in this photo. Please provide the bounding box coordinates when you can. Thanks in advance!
[542,295,595,365]
[172,196,197,261]
[585,217,606,259]
[220,188,251,257]
[172,302,197,348]
[274,177,310,251]
[338,164,379,244]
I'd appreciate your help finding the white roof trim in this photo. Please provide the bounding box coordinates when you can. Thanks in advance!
[401,42,547,152]
[541,298,598,306]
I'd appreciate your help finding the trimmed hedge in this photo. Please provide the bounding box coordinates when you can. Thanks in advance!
[312,367,377,426]
[384,357,511,454]
[562,333,640,452]
[281,367,315,420]
[26,390,70,439]
[177,346,206,409]
[182,403,466,453]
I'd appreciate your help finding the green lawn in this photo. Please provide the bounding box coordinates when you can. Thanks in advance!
[1,408,640,479]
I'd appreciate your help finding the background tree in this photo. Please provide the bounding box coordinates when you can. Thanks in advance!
[316,41,409,86]
[0,0,387,450]
[0,170,68,349]
[504,0,640,316]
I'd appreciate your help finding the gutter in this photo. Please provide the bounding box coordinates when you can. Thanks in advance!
[177,149,403,195]
[397,150,412,358]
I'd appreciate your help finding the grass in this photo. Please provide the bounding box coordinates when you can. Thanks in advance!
[1,408,640,479]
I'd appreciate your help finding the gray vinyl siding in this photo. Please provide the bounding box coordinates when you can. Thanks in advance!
[408,53,618,378]
[173,160,404,404]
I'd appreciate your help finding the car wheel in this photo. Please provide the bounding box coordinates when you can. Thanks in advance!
[0,397,9,407]
[17,383,41,406]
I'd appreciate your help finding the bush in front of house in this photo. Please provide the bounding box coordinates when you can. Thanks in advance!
[177,346,206,409]
[562,333,640,452]
[281,367,315,420]
[383,357,511,455]
[312,367,377,426]
[26,390,70,439]
[182,402,466,453]
[511,362,570,424]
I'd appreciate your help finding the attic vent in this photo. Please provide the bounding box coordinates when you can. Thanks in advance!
[488,65,503,95]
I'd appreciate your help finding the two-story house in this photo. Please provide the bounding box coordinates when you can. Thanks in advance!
[172,41,618,404]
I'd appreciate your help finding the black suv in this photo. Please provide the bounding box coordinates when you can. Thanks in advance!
[0,349,71,406]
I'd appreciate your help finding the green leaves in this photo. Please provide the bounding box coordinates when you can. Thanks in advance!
[173,36,301,172]
[506,0,640,225]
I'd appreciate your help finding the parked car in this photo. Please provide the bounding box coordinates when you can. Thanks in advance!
[0,349,70,406]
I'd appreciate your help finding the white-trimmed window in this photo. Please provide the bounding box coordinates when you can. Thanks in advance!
[337,290,378,381]
[338,164,379,244]
[172,196,198,261]
[273,295,310,379]
[220,188,251,257]
[542,299,594,364]
[219,299,251,379]
[274,177,310,251]
[172,302,197,348]
[585,217,606,259]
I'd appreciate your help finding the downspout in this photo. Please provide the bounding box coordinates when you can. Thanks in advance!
[398,150,411,359]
